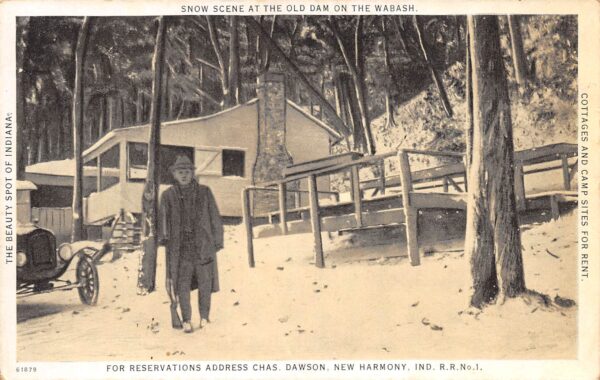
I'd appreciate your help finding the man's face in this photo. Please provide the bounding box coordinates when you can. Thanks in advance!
[173,168,193,185]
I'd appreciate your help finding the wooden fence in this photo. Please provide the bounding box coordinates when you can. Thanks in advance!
[31,207,72,245]
[242,143,578,269]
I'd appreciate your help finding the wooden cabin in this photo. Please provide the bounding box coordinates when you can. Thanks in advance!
[25,73,342,225]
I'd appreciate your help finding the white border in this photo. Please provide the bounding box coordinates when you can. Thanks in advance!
[1,1,598,379]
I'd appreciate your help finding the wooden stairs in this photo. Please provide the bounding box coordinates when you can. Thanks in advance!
[109,209,142,254]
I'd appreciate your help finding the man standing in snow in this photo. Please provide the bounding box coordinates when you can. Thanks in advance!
[158,155,224,333]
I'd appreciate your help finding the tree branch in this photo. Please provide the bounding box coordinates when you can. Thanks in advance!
[195,57,220,72]
[414,15,453,118]
[245,16,350,136]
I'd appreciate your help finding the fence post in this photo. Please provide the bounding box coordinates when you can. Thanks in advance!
[308,174,325,268]
[462,156,469,192]
[514,162,526,210]
[561,154,570,190]
[379,160,386,195]
[399,150,420,266]
[350,165,363,228]
[242,188,255,268]
[550,195,560,220]
[278,183,288,235]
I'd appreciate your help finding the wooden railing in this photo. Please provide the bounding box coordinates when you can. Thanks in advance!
[242,143,578,269]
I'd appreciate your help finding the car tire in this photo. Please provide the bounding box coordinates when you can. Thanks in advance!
[76,255,99,305]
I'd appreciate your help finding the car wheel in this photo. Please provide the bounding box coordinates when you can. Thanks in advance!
[77,255,99,305]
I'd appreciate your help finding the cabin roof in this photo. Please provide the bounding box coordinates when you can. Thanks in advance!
[25,160,74,177]
[25,159,120,177]
[17,180,37,191]
[83,97,341,158]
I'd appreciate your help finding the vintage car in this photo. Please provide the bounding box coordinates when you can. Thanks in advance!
[16,181,100,305]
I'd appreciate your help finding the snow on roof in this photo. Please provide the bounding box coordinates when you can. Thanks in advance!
[25,159,120,177]
[17,180,37,190]
[26,159,75,177]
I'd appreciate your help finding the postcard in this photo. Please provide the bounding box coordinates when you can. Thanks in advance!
[0,0,598,379]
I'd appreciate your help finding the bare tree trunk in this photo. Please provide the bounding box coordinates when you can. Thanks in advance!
[207,16,230,107]
[98,96,106,138]
[466,15,525,308]
[71,16,91,242]
[507,16,527,83]
[136,88,143,124]
[507,16,529,86]
[107,96,116,131]
[465,28,474,168]
[228,16,241,105]
[329,17,375,154]
[27,127,37,165]
[63,103,72,159]
[318,73,325,120]
[381,17,397,129]
[334,72,363,151]
[138,16,167,294]
[414,16,453,118]
[257,15,277,74]
[37,121,47,162]
[199,65,204,113]
[16,18,30,178]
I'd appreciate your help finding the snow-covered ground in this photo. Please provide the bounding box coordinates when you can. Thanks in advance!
[17,212,577,361]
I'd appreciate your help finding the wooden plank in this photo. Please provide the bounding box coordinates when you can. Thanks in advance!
[242,188,255,268]
[412,163,465,183]
[278,183,288,235]
[398,151,413,205]
[261,151,397,186]
[515,143,577,165]
[308,174,325,268]
[256,208,407,238]
[379,160,386,195]
[398,151,420,266]
[526,190,578,199]
[561,154,570,190]
[514,162,526,210]
[405,207,420,266]
[283,152,363,177]
[410,192,467,210]
[402,148,464,158]
[446,176,463,192]
[351,165,363,227]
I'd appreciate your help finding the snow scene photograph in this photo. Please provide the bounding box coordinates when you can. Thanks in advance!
[13,13,580,363]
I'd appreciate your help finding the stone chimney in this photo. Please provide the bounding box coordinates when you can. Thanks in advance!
[252,72,293,184]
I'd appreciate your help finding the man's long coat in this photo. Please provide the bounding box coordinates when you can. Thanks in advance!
[158,181,224,294]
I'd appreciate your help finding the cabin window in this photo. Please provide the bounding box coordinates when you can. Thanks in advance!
[100,145,121,192]
[83,145,121,194]
[128,143,148,181]
[222,149,245,177]
[127,142,194,184]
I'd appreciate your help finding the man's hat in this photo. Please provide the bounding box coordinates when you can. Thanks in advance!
[170,155,195,172]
